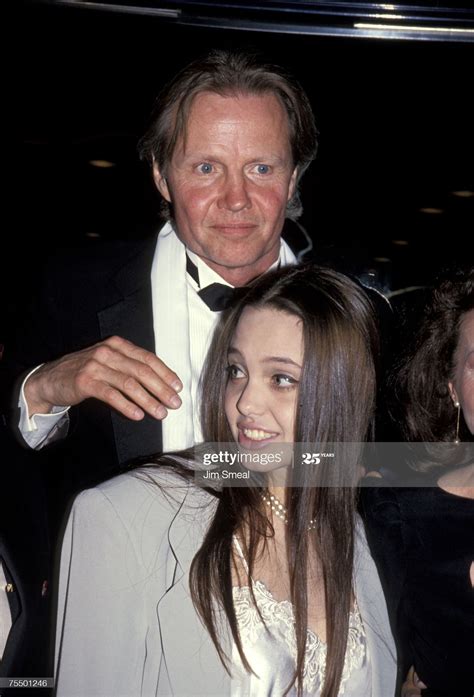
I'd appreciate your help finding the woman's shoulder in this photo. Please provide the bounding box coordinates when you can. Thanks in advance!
[72,466,216,540]
[66,467,218,574]
[437,463,474,500]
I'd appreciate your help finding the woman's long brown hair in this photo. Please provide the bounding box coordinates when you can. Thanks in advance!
[186,265,379,697]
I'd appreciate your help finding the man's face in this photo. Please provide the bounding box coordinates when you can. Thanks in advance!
[153,91,297,286]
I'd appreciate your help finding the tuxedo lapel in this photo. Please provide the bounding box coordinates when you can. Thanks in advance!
[98,234,163,464]
[156,491,231,695]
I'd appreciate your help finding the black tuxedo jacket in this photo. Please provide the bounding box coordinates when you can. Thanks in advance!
[0,428,51,682]
[1,234,165,684]
[1,233,164,532]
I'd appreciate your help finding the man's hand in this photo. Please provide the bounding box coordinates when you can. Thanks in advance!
[24,336,183,421]
[401,667,427,697]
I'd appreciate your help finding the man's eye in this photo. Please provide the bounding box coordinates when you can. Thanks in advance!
[255,164,270,175]
[197,163,213,174]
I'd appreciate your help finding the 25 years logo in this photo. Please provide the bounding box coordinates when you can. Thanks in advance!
[301,453,321,465]
[301,452,335,465]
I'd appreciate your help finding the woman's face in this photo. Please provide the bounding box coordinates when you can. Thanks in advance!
[449,309,474,435]
[224,306,303,471]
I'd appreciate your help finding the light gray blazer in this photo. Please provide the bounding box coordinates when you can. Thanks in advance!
[54,470,396,697]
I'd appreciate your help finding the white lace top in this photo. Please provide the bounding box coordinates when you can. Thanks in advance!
[231,539,372,697]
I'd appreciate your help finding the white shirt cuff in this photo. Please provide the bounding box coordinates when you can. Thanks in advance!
[18,365,71,449]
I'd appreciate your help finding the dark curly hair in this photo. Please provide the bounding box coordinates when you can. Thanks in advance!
[393,265,474,444]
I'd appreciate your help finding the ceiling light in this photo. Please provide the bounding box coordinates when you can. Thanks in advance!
[451,190,474,198]
[88,159,116,169]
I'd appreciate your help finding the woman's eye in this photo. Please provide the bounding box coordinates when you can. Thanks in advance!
[273,374,297,388]
[255,164,270,175]
[197,162,213,174]
[227,364,245,380]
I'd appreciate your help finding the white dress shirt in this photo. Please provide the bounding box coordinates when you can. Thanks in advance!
[18,223,296,452]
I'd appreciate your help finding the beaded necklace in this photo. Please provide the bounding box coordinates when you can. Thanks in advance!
[260,491,316,531]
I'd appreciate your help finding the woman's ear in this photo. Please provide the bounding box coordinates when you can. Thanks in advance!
[152,161,171,202]
[448,381,459,405]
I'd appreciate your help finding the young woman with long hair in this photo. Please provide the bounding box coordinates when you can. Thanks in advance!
[54,266,395,697]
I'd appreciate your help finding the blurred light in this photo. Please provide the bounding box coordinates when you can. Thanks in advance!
[374,257,391,263]
[371,14,404,20]
[354,24,474,35]
[388,286,425,298]
[391,240,409,246]
[419,207,444,215]
[85,232,101,238]
[88,159,116,169]
[451,190,474,198]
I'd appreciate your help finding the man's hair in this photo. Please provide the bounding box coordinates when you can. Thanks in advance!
[137,49,318,220]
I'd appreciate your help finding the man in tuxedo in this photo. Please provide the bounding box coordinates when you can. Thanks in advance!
[2,50,318,514]
[1,50,318,682]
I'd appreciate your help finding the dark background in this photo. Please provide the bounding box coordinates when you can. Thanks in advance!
[9,1,474,346]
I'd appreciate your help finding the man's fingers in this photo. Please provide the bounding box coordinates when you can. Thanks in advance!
[24,338,183,420]
[82,342,182,409]
[136,347,183,392]
[98,338,183,405]
[106,336,183,392]
[90,379,169,421]
[78,365,171,420]
[131,364,182,408]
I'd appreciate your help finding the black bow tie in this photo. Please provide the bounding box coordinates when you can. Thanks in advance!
[186,254,238,312]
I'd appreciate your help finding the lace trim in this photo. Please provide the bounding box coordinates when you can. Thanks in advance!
[233,581,366,694]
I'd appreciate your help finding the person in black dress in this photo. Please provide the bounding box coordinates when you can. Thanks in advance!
[362,266,474,697]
